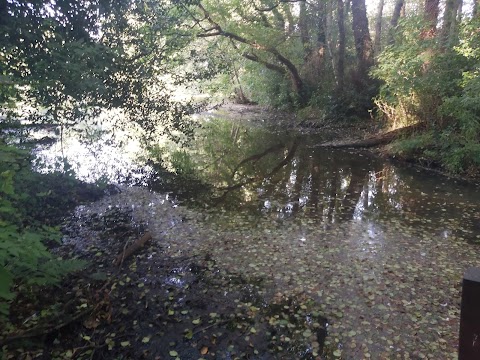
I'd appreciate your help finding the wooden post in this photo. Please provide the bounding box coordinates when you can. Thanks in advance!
[459,267,480,359]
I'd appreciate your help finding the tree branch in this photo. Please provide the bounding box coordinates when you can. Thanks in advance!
[242,53,287,74]
[253,0,305,12]
[194,1,305,96]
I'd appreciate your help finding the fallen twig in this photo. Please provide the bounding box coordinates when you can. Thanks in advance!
[0,307,93,347]
[114,232,153,266]
[192,320,229,336]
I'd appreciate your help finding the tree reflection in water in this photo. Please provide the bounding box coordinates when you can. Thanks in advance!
[147,116,480,242]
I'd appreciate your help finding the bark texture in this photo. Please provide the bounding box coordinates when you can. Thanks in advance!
[423,0,440,37]
[351,0,374,76]
[337,0,346,91]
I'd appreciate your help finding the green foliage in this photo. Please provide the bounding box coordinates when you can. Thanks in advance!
[373,17,445,126]
[373,16,480,175]
[242,65,296,108]
[389,131,438,166]
[0,0,201,141]
[0,144,86,318]
[440,19,480,142]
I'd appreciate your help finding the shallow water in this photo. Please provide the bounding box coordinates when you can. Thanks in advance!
[39,109,480,358]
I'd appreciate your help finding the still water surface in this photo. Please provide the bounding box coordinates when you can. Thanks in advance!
[36,110,480,358]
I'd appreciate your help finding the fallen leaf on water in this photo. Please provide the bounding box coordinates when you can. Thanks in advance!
[142,336,151,343]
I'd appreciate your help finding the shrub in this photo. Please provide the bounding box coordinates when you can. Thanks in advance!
[372,16,480,175]
[0,144,86,318]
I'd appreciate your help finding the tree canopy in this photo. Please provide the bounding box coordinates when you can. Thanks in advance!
[1,0,480,174]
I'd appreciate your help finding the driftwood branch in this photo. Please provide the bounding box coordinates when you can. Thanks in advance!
[114,232,153,266]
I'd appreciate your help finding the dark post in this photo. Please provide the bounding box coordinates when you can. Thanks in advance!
[459,267,480,359]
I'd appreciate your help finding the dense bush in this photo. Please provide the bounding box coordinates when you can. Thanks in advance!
[373,17,480,175]
[0,144,87,318]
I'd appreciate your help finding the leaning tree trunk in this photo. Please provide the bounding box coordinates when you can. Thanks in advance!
[389,0,404,44]
[374,0,384,58]
[351,0,374,81]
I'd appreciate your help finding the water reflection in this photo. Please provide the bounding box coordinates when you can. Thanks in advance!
[31,116,154,183]
[146,116,480,243]
[27,111,480,358]
[28,112,480,244]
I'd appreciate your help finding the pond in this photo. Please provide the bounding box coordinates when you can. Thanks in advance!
[33,107,480,358]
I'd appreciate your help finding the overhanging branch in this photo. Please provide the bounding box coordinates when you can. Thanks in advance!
[242,53,286,74]
[194,2,304,95]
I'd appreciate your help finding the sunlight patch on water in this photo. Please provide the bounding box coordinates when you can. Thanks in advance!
[32,114,155,183]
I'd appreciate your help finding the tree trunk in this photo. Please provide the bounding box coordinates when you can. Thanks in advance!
[299,1,311,58]
[315,122,425,148]
[325,0,338,84]
[374,0,385,57]
[473,0,479,18]
[351,0,374,79]
[441,0,457,47]
[423,0,439,38]
[456,0,463,23]
[316,0,327,48]
[316,0,327,69]
[337,0,346,91]
[282,3,295,35]
[389,0,404,44]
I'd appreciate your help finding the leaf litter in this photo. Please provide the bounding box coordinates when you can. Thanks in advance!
[6,176,471,359]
